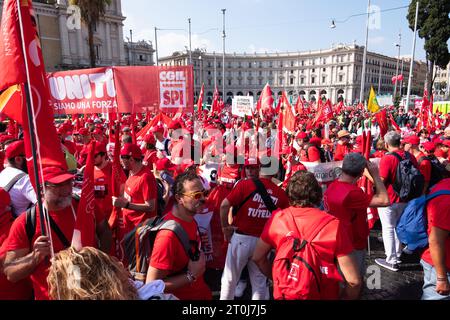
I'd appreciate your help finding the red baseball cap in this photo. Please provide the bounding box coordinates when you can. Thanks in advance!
[94,143,107,154]
[5,140,25,159]
[41,166,74,185]
[168,120,182,130]
[403,136,420,146]
[296,132,308,140]
[150,126,164,134]
[120,143,143,159]
[421,141,436,153]
[156,158,177,171]
[144,134,156,145]
[310,137,322,146]
[78,128,89,136]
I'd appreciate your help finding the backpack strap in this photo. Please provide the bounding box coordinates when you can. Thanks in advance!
[286,208,335,244]
[164,139,171,156]
[25,205,70,248]
[425,190,450,202]
[418,156,429,166]
[232,184,258,217]
[3,172,27,192]
[387,151,404,163]
[153,219,195,260]
[252,178,277,213]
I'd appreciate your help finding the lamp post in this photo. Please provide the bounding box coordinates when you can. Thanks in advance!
[393,31,401,100]
[222,9,226,101]
[359,0,371,105]
[188,18,192,65]
[154,27,159,66]
[406,1,419,113]
[129,29,134,66]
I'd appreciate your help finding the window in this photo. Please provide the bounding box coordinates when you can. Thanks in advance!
[322,76,326,84]
[269,62,273,67]
[259,71,262,76]
[291,61,294,67]
[238,71,242,76]
[259,62,263,68]
[323,68,326,72]
[339,75,343,82]
[208,71,211,75]
[218,80,222,86]
[311,77,315,84]
[258,79,263,85]
[249,62,252,68]
[228,80,232,86]
[290,78,294,85]
[238,79,242,85]
[301,60,304,66]
[300,78,304,84]
[139,55,146,62]
[312,68,315,73]
[340,66,344,71]
[248,79,252,85]
[208,79,212,86]
[291,70,294,74]
[279,78,284,85]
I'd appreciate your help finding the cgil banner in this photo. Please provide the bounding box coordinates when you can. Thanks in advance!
[47,66,194,115]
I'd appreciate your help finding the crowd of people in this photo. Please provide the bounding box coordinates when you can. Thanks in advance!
[0,102,449,301]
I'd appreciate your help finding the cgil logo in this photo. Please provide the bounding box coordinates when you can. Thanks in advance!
[159,71,186,82]
[48,68,116,101]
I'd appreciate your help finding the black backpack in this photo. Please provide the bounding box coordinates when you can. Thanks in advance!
[123,215,199,282]
[418,156,448,189]
[155,178,166,216]
[387,152,425,202]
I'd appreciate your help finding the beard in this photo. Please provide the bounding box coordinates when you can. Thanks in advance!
[55,196,73,209]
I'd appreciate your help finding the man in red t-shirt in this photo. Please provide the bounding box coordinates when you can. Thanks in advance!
[112,143,158,246]
[146,171,212,300]
[3,166,95,300]
[376,131,420,272]
[324,153,389,277]
[295,132,321,163]
[252,171,361,300]
[219,157,290,300]
[334,130,353,161]
[420,178,450,300]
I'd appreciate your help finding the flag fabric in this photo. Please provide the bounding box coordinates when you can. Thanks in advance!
[0,84,24,122]
[367,87,380,113]
[0,0,66,190]
[257,84,274,118]
[389,113,401,132]
[197,83,205,116]
[72,141,97,250]
[131,113,137,144]
[211,86,219,115]
[280,92,295,133]
[295,97,304,116]
[312,99,333,126]
[375,109,388,139]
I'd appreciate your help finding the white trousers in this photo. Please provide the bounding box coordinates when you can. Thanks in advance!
[377,203,407,264]
[220,232,269,300]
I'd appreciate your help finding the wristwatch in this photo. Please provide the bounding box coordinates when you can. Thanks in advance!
[186,270,196,283]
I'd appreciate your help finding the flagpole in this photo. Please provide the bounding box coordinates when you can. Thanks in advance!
[406,1,419,113]
[359,0,371,104]
[16,0,45,236]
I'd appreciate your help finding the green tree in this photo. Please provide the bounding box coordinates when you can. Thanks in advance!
[70,0,112,68]
[407,0,450,95]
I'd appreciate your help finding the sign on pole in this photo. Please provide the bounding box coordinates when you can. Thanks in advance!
[231,96,254,117]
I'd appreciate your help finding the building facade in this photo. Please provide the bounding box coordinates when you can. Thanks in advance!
[0,0,128,71]
[160,43,427,105]
[434,62,450,99]
[124,40,155,66]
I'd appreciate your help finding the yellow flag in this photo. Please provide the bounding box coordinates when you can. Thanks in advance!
[367,86,380,113]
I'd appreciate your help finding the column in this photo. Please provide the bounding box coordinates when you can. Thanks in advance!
[117,24,126,65]
[58,10,72,65]
[105,22,113,64]
[76,27,86,65]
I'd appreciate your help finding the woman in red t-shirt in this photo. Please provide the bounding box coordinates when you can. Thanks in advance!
[252,171,361,300]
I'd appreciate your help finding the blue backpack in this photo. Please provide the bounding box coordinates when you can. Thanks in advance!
[396,190,450,251]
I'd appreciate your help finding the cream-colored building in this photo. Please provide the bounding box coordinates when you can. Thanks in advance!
[434,62,450,99]
[160,43,427,105]
[0,0,128,71]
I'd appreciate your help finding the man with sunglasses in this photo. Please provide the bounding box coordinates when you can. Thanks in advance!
[146,171,212,300]
[219,157,290,300]
[112,143,158,246]
[0,140,37,218]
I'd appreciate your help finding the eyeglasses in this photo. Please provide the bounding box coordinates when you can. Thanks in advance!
[120,155,131,160]
[182,189,207,200]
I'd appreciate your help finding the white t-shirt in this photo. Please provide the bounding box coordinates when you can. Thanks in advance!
[0,167,37,217]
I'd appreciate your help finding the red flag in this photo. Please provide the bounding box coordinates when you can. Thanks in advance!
[72,141,97,250]
[0,0,66,190]
[257,84,274,117]
[0,84,24,122]
[131,113,137,144]
[375,109,388,139]
[280,92,295,133]
[295,97,304,116]
[312,99,333,126]
[197,83,204,116]
[389,113,401,132]
[108,125,122,258]
[211,86,219,115]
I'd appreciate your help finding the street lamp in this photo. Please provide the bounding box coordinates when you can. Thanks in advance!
[393,32,402,101]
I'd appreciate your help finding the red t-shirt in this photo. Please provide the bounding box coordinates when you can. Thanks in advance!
[119,167,158,241]
[261,207,354,300]
[421,178,450,270]
[149,211,212,300]
[94,162,126,223]
[6,204,78,300]
[415,152,432,183]
[324,181,372,250]
[144,150,158,169]
[334,143,352,161]
[372,150,386,159]
[226,178,290,237]
[299,145,321,163]
[379,151,420,203]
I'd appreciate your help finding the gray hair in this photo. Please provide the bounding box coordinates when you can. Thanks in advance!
[342,153,366,178]
[384,131,401,148]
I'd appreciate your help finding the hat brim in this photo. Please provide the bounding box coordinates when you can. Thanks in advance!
[45,173,74,185]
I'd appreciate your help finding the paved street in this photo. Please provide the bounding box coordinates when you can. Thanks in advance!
[205,225,425,300]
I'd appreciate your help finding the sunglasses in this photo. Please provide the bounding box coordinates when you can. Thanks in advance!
[182,189,207,200]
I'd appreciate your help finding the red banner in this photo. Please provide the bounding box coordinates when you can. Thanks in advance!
[47,66,194,115]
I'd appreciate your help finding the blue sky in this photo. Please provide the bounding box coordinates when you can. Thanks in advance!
[122,0,428,60]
